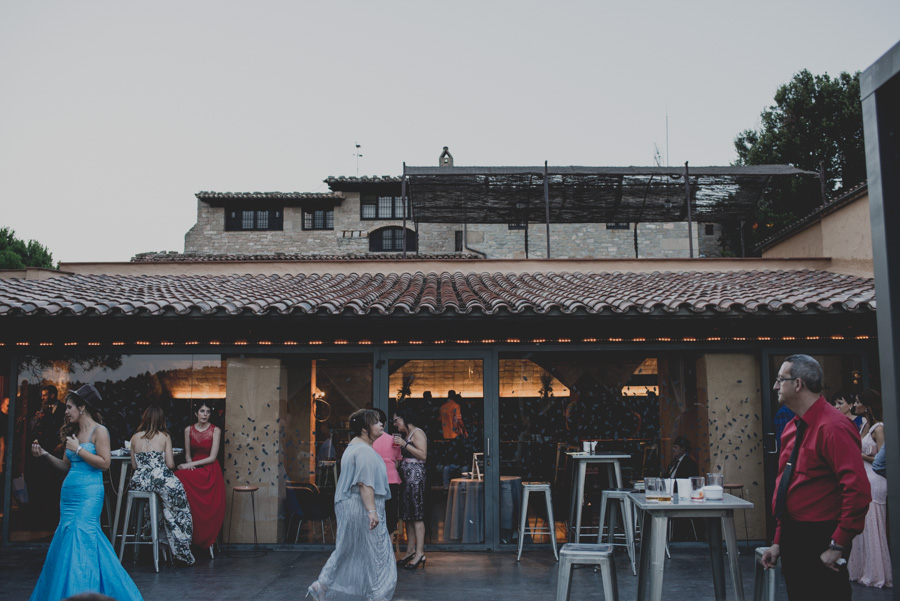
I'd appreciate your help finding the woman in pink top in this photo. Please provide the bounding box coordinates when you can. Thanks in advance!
[372,408,402,537]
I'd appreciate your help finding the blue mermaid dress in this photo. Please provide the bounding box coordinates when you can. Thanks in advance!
[29,441,143,601]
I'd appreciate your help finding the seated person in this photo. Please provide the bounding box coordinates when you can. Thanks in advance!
[665,436,699,478]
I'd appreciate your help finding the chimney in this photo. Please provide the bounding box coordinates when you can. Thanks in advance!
[439,146,454,167]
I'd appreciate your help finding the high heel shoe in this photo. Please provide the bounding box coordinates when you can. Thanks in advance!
[404,555,426,570]
[396,553,416,567]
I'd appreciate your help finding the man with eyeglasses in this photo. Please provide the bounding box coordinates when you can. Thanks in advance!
[761,354,870,601]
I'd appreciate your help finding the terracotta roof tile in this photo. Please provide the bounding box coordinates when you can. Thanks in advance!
[131,252,482,263]
[0,270,875,319]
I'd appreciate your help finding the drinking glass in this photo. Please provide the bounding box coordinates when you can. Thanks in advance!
[645,477,661,503]
[690,476,705,502]
[658,479,673,503]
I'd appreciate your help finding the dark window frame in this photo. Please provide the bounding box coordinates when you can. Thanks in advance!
[369,226,417,252]
[225,208,284,231]
[302,208,335,231]
[360,195,410,220]
[606,222,630,230]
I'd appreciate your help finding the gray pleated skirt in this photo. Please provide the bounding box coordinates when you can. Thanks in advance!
[315,491,397,601]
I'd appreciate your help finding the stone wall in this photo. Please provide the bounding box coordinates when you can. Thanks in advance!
[184,193,705,259]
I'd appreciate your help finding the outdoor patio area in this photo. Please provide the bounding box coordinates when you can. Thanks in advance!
[1,545,893,601]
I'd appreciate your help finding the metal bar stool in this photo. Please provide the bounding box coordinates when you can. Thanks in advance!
[556,543,619,601]
[517,482,558,560]
[118,490,169,572]
[597,488,636,575]
[724,483,751,550]
[753,546,781,601]
[226,485,267,557]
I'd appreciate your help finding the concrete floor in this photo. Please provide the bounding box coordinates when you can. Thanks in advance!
[1,545,894,601]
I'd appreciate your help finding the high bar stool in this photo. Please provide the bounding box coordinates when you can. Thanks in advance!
[226,485,267,557]
[597,488,636,575]
[724,483,750,550]
[118,490,170,572]
[517,482,558,560]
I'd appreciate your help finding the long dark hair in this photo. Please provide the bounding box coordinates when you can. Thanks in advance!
[136,405,168,439]
[60,390,104,440]
[856,389,883,424]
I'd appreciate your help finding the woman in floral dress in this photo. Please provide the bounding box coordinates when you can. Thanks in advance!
[129,405,195,565]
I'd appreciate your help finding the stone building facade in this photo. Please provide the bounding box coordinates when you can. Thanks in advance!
[183,179,716,259]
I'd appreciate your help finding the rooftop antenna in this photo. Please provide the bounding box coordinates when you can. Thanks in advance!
[353,142,363,176]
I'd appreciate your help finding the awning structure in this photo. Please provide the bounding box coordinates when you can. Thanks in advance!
[403,165,817,224]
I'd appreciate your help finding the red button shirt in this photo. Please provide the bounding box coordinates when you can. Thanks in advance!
[772,396,871,547]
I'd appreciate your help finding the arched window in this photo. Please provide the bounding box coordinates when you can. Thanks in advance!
[369,227,417,252]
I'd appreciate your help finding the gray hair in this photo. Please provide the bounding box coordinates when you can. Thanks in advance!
[784,354,824,393]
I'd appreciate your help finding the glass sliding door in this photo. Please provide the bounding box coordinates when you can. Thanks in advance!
[383,356,490,547]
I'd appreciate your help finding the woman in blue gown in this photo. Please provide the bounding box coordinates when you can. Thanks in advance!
[29,384,143,601]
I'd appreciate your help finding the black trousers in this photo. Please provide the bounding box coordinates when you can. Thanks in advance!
[780,519,852,601]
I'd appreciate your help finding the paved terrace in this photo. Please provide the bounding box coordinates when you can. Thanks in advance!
[1,546,892,601]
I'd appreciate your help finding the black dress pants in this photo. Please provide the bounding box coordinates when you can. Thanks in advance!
[780,519,852,601]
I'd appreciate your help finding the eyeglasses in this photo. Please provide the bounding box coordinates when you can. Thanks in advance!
[774,377,799,384]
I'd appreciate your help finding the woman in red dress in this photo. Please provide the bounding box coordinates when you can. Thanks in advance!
[175,401,225,549]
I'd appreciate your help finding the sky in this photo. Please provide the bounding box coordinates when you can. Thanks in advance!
[1,1,898,264]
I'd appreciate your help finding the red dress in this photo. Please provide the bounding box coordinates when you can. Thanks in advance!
[176,424,226,548]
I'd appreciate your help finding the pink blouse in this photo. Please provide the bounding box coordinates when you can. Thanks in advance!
[372,432,402,484]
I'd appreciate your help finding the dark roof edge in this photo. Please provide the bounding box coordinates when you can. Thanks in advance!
[755,182,869,252]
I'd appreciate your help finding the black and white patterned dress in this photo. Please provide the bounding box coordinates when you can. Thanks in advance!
[399,428,426,521]
[129,451,195,565]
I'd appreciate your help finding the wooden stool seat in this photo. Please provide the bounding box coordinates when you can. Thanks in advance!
[226,485,266,557]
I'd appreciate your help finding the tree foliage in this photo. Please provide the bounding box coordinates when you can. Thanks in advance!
[728,69,865,253]
[0,227,55,269]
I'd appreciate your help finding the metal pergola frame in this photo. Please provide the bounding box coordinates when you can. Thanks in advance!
[400,163,818,259]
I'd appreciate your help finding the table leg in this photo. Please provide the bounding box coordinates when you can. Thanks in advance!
[723,513,744,601]
[637,511,669,601]
[614,460,623,488]
[573,462,586,542]
[706,517,726,601]
[111,461,129,544]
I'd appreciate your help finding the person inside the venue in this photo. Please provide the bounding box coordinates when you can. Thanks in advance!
[176,400,226,551]
[761,355,871,601]
[665,436,698,478]
[848,389,892,588]
[392,406,428,570]
[372,408,402,537]
[29,384,143,601]
[129,405,195,565]
[307,409,396,601]
[832,391,864,431]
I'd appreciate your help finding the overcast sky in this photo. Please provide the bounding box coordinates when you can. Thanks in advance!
[1,1,898,263]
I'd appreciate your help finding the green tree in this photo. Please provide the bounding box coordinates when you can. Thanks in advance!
[729,69,865,252]
[0,227,55,269]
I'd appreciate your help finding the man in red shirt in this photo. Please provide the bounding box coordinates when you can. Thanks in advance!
[761,354,871,600]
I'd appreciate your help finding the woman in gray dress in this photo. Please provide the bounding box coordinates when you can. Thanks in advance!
[307,409,396,601]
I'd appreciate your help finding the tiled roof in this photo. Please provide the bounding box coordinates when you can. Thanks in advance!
[195,192,340,201]
[0,270,875,318]
[131,252,483,263]
[324,176,401,184]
